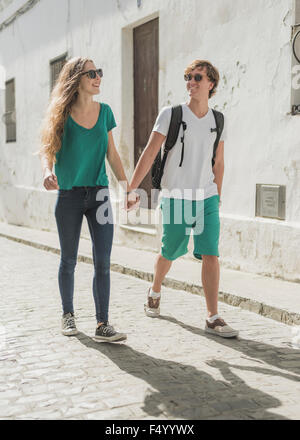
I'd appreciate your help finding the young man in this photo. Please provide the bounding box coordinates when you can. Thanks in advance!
[128,60,238,338]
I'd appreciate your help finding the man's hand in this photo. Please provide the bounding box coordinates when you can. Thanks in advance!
[43,169,59,190]
[124,191,140,211]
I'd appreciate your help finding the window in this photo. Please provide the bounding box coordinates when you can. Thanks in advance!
[291,0,300,114]
[4,78,16,142]
[50,53,67,91]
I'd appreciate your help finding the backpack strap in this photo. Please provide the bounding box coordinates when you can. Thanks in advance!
[164,105,187,167]
[211,109,224,167]
[164,105,183,151]
[151,105,184,189]
[159,105,183,177]
[178,120,187,167]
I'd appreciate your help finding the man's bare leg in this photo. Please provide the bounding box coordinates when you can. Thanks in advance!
[152,253,172,292]
[201,255,219,317]
[148,253,172,308]
[201,255,239,337]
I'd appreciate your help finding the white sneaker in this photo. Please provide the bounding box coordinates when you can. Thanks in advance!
[61,312,78,336]
[144,287,161,318]
[205,317,239,338]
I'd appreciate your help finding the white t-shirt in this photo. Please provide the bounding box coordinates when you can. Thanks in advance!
[152,103,226,200]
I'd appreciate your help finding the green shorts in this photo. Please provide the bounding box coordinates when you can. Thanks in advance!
[160,195,220,261]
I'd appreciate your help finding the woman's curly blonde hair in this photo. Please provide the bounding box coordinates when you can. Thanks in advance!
[36,56,93,164]
[184,59,219,99]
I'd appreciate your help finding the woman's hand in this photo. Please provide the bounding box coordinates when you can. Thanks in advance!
[43,169,59,190]
[124,191,140,211]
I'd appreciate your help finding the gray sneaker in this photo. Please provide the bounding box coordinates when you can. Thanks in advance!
[94,323,127,343]
[61,312,78,336]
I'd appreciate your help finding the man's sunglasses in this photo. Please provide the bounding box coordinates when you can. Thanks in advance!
[184,73,203,82]
[81,69,103,79]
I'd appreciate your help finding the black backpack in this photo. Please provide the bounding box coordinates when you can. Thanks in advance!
[151,105,224,190]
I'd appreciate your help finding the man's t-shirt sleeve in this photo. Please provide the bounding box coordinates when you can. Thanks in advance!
[152,106,172,136]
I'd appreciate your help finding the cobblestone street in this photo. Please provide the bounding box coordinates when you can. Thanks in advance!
[0,236,300,420]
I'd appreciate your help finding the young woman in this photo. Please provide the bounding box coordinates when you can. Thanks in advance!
[38,57,138,342]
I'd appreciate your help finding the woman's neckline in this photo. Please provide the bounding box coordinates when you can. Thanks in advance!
[69,102,102,130]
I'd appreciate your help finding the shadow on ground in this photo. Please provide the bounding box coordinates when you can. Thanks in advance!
[158,314,300,376]
[75,324,298,420]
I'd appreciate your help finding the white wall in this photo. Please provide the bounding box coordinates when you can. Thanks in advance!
[0,0,299,282]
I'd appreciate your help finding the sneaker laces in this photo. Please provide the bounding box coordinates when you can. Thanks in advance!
[64,315,76,328]
[100,324,116,336]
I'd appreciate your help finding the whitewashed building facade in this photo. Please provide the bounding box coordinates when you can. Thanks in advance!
[0,0,299,282]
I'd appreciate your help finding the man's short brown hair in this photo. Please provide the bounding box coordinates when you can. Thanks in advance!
[184,60,220,99]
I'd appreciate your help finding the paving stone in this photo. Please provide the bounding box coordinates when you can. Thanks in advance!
[0,406,32,418]
[16,393,57,405]
[0,389,23,399]
[20,384,50,396]
[20,410,63,420]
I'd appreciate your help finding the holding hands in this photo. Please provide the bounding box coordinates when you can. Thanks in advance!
[124,190,140,211]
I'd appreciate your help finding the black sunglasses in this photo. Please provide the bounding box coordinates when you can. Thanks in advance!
[81,68,103,79]
[184,73,203,82]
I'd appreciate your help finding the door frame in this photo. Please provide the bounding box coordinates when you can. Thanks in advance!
[120,13,159,220]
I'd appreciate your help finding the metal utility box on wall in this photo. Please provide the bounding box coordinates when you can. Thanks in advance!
[255,184,286,220]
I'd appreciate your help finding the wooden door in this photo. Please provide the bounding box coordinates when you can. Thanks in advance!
[134,18,159,209]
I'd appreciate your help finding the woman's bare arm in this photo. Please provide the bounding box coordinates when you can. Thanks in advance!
[106,131,130,192]
[39,153,59,190]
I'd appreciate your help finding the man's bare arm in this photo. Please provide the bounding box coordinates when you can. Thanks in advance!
[129,131,166,191]
[212,141,224,198]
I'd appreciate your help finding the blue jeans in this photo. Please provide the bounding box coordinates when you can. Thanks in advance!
[54,186,114,323]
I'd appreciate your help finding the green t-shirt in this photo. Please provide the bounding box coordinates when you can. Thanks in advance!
[55,102,116,189]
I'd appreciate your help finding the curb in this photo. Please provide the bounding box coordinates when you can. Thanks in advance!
[1,232,300,327]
